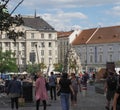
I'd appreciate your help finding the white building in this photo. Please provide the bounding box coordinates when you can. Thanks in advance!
[0,16,58,75]
[57,30,81,73]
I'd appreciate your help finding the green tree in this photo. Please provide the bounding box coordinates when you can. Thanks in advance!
[53,63,63,72]
[0,0,24,41]
[40,62,47,72]
[26,63,39,74]
[0,50,18,73]
[26,62,47,74]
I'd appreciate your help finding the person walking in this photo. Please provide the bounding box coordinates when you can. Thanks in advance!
[81,72,89,96]
[49,71,57,100]
[58,73,74,110]
[70,73,81,106]
[35,71,48,110]
[7,75,22,110]
[104,71,117,110]
[112,85,120,110]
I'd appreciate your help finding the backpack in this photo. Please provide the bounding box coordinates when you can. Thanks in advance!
[49,75,57,86]
[107,75,117,90]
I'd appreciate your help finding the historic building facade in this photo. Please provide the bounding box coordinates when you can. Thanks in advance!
[72,26,120,72]
[0,16,58,74]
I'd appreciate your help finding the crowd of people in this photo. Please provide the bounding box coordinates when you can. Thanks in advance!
[33,71,90,110]
[0,71,94,110]
[1,69,120,110]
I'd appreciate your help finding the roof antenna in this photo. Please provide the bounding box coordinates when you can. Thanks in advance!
[34,9,36,18]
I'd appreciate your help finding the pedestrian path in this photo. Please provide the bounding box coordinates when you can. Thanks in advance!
[0,85,106,110]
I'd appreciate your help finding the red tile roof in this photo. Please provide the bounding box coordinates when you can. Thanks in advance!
[72,25,120,45]
[72,28,96,45]
[57,31,73,38]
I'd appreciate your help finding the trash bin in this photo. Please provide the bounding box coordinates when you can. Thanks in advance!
[22,82,33,102]
[82,86,87,96]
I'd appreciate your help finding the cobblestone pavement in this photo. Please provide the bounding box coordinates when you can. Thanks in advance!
[0,84,106,110]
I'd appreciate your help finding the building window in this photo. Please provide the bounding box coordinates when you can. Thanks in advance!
[48,34,52,39]
[41,58,44,63]
[31,33,34,39]
[90,55,93,63]
[14,50,17,57]
[41,33,44,39]
[41,50,44,56]
[48,42,52,47]
[41,42,45,47]
[30,52,36,63]
[31,42,35,47]
[49,58,52,64]
[5,42,9,47]
[67,41,68,46]
[119,45,120,52]
[21,42,25,47]
[49,50,52,56]
[22,58,26,65]
[99,54,103,63]
[31,42,37,48]
[119,53,120,61]
[89,47,93,52]
[99,47,103,52]
[108,46,113,52]
[84,55,86,64]
[109,54,113,62]
[13,42,16,47]
[4,34,7,39]
[21,50,25,56]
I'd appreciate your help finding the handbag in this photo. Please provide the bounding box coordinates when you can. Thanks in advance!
[46,82,50,91]
[57,88,61,96]
[18,97,25,106]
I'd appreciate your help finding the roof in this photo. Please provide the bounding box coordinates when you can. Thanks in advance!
[72,28,96,45]
[22,16,56,32]
[57,31,73,38]
[72,25,120,45]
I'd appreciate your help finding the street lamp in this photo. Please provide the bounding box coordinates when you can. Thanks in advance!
[35,43,40,70]
[85,44,87,72]
[18,51,21,73]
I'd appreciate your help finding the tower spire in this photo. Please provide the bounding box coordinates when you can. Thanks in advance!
[34,9,36,18]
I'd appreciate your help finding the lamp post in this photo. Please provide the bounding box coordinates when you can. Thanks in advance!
[18,51,21,73]
[35,44,40,70]
[85,44,87,72]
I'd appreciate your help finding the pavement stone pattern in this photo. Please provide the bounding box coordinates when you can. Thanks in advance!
[0,84,107,110]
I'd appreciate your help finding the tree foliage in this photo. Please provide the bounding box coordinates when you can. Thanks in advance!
[53,63,63,72]
[0,50,18,73]
[0,0,24,41]
[26,63,47,74]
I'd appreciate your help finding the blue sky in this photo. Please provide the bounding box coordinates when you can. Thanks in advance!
[7,0,120,31]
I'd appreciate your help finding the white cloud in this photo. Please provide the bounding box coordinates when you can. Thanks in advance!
[6,0,120,31]
[106,5,120,16]
[41,11,87,31]
[9,0,120,9]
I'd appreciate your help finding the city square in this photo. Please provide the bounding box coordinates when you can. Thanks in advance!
[0,1,120,110]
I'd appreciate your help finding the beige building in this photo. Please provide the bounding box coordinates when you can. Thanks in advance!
[0,16,58,74]
[57,30,82,73]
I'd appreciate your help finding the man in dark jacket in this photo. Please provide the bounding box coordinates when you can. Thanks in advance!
[104,71,117,110]
[7,75,22,110]
[49,72,57,100]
